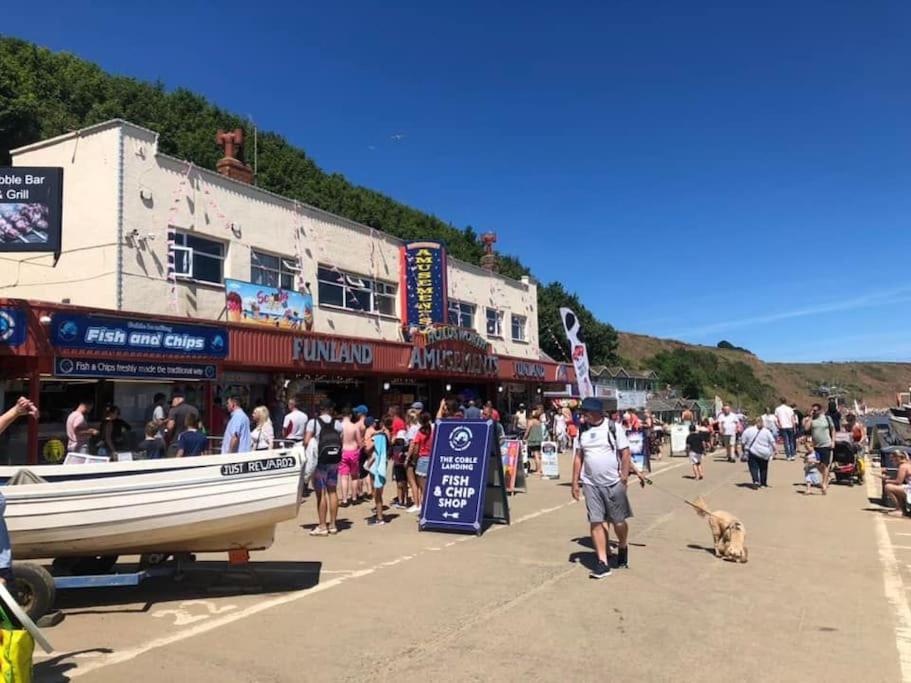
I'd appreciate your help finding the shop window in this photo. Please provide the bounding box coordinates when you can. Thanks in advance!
[486,308,504,338]
[317,265,397,316]
[511,314,527,342]
[173,232,225,285]
[252,250,299,290]
[447,300,476,329]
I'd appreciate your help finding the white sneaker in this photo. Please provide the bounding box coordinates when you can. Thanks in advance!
[407,505,420,513]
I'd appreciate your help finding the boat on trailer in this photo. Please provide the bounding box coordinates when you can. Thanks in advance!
[0,449,304,559]
[889,390,911,445]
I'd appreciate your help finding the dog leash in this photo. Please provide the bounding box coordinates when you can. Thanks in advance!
[634,472,731,524]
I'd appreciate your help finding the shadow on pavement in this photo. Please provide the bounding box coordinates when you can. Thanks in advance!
[568,551,597,571]
[570,536,646,550]
[35,647,113,682]
[300,519,353,532]
[361,513,401,524]
[686,543,716,556]
[52,560,323,616]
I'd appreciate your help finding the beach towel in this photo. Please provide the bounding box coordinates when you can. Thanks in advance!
[371,434,388,489]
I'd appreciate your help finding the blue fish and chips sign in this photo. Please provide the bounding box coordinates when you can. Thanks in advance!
[420,419,502,535]
[0,308,26,347]
[50,313,228,357]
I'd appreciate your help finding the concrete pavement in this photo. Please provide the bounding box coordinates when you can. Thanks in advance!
[33,451,909,682]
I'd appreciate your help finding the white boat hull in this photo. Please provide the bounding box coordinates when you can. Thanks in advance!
[0,450,303,560]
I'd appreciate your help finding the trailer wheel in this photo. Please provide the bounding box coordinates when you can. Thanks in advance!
[139,553,168,569]
[11,562,55,621]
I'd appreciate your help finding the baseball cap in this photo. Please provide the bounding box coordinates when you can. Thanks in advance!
[580,397,604,414]
[353,404,369,415]
[410,401,424,411]
[395,430,408,440]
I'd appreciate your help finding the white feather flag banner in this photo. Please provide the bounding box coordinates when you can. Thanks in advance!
[559,307,594,399]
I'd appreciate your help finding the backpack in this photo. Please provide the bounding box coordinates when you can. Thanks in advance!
[313,418,342,465]
[577,420,618,458]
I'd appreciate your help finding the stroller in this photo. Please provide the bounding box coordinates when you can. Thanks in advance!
[832,438,864,486]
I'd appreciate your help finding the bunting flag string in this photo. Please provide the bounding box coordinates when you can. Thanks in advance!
[368,228,381,330]
[544,326,572,363]
[200,182,231,233]
[306,215,363,310]
[165,162,195,314]
[291,200,311,293]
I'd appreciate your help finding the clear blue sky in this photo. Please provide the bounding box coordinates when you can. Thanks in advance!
[5,1,910,362]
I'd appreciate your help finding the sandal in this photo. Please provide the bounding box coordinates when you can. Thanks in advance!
[328,526,339,535]
[309,527,329,537]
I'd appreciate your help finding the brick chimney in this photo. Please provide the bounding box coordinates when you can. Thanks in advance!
[215,128,254,184]
[480,232,498,272]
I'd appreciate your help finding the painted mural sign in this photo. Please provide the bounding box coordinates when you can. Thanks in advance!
[225,278,313,331]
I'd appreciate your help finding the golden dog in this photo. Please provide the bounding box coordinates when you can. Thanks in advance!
[690,497,748,563]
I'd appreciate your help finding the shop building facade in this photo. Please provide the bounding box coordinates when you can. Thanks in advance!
[0,120,572,463]
[0,299,571,464]
[1,120,540,359]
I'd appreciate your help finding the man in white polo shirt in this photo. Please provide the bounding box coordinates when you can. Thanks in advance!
[571,397,632,580]
[282,396,308,444]
[774,398,797,461]
[718,404,740,463]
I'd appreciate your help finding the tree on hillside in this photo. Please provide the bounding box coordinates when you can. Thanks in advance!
[646,348,774,411]
[717,340,752,354]
[537,282,619,366]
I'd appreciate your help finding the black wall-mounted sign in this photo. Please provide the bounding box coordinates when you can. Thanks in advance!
[0,167,63,253]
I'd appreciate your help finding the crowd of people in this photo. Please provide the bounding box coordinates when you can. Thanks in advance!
[677,398,871,495]
[304,397,555,534]
[4,388,909,589]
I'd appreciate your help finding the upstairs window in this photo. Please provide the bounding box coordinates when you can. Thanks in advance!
[486,308,504,338]
[173,232,225,284]
[252,250,299,290]
[317,265,397,316]
[447,300,476,330]
[511,314,527,342]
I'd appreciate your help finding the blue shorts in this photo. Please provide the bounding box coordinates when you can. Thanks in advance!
[313,463,339,491]
[415,457,430,478]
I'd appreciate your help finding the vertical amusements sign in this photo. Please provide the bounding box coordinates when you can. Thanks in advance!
[401,241,448,329]
[420,420,508,535]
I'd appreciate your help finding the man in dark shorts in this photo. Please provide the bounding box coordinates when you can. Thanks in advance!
[571,397,633,579]
[305,401,343,535]
[390,430,409,509]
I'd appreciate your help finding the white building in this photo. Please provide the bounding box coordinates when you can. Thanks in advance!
[2,119,540,359]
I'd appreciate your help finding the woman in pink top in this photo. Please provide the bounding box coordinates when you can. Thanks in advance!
[338,407,366,507]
